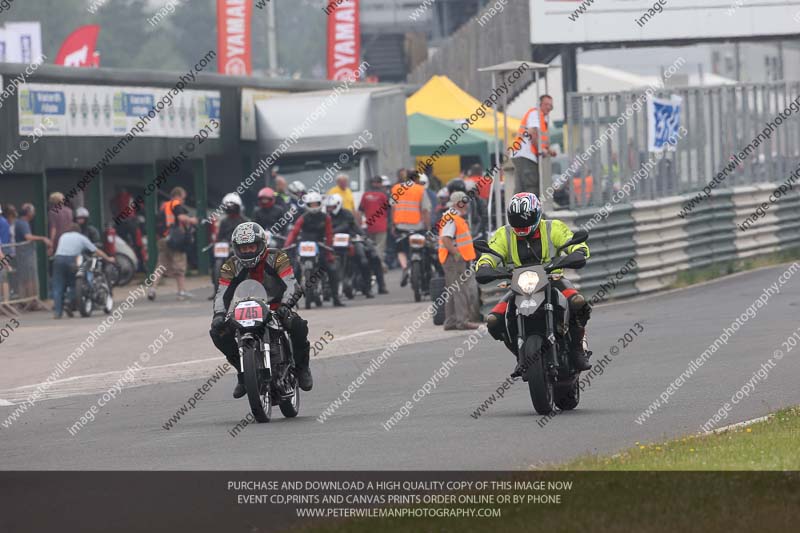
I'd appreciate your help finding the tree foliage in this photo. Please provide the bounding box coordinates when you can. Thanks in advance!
[1,0,327,78]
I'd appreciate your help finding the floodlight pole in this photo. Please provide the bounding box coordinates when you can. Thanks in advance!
[490,72,502,234]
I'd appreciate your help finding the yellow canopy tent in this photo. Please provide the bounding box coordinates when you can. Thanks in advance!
[406,75,522,144]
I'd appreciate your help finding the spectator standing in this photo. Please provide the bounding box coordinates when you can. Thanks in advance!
[359,176,390,273]
[511,94,557,196]
[48,192,74,253]
[327,174,355,213]
[437,191,480,330]
[51,223,114,319]
[148,187,199,301]
[16,203,51,249]
[0,205,11,302]
[464,163,493,201]
[274,175,291,208]
[419,174,438,209]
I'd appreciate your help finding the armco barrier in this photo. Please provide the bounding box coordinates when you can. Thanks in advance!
[478,182,800,312]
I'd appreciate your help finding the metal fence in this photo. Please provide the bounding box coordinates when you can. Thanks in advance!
[1,241,41,306]
[563,81,800,209]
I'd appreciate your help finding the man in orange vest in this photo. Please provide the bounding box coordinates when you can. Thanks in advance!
[509,94,557,196]
[438,191,480,330]
[390,170,431,287]
[148,186,198,301]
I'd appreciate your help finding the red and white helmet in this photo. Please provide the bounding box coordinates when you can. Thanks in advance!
[507,192,542,237]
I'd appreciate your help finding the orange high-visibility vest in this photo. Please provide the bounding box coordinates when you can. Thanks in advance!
[392,182,425,225]
[438,210,476,264]
[161,199,182,237]
[573,175,594,204]
[514,107,549,158]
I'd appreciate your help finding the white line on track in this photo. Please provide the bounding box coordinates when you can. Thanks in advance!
[333,329,384,341]
[0,399,14,406]
[704,414,773,434]
[3,357,222,391]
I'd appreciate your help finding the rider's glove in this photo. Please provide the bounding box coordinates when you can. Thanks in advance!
[275,304,292,323]
[211,313,227,333]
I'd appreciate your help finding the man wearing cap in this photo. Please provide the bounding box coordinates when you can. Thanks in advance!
[438,191,480,330]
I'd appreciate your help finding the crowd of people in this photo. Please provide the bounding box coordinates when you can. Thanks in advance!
[0,194,108,312]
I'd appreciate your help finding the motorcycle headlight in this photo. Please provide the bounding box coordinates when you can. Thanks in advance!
[518,271,540,295]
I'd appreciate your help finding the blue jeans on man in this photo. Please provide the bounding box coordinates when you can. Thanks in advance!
[52,255,76,318]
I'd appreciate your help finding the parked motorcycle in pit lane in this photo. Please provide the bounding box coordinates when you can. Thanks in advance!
[227,279,299,423]
[475,230,590,415]
[72,252,114,318]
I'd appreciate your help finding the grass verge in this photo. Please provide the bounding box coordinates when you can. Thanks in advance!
[563,405,800,470]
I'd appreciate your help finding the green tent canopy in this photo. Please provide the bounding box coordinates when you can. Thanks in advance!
[408,113,498,169]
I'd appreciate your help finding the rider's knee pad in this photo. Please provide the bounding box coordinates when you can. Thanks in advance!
[486,312,505,340]
[568,294,591,326]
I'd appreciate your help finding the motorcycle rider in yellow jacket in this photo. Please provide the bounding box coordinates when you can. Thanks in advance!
[475,192,592,376]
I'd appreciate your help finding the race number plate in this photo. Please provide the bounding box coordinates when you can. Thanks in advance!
[234,301,264,327]
[299,241,318,257]
[333,233,350,248]
[213,242,230,259]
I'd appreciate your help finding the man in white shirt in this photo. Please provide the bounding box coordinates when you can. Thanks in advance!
[510,94,557,196]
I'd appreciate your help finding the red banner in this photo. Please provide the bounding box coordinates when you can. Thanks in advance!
[55,25,101,67]
[327,0,361,81]
[216,0,252,75]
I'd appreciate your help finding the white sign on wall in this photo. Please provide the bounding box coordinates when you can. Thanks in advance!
[18,83,222,138]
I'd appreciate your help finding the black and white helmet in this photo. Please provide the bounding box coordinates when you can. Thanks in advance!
[231,222,267,268]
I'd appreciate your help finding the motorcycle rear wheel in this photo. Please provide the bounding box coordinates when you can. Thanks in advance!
[243,345,271,423]
[114,254,135,287]
[523,335,555,415]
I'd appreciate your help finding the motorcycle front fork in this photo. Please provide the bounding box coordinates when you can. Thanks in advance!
[517,289,560,378]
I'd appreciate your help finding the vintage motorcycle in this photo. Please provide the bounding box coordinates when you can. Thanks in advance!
[227,279,300,423]
[73,252,114,318]
[284,240,333,309]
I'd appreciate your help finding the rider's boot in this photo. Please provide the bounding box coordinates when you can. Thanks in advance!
[233,372,247,398]
[568,325,592,371]
[294,341,313,391]
[488,312,521,377]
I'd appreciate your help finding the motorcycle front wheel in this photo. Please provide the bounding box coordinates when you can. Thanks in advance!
[74,278,94,318]
[279,386,300,418]
[411,261,422,302]
[554,380,580,411]
[242,344,271,423]
[523,335,555,415]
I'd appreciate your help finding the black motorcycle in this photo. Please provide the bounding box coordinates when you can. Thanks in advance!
[73,253,114,318]
[475,230,589,415]
[334,233,373,299]
[227,279,299,423]
[284,240,332,309]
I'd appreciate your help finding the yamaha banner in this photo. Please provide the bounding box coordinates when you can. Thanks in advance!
[216,0,252,76]
[326,0,361,81]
